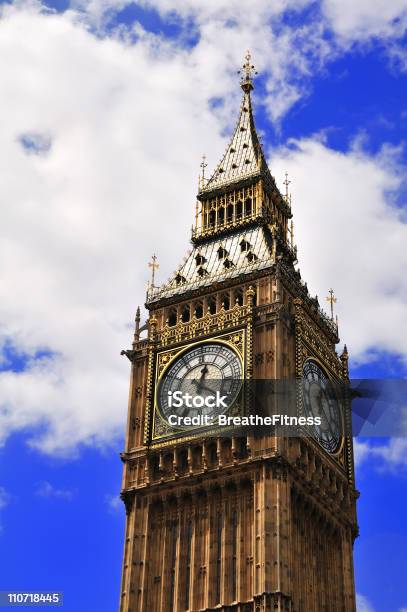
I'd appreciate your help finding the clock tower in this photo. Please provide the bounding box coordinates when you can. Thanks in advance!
[119,53,358,612]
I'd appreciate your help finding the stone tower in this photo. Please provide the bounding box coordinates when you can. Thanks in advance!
[119,53,358,612]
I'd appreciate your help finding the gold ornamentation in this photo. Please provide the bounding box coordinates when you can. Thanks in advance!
[149,329,246,444]
[239,50,257,92]
[158,302,250,349]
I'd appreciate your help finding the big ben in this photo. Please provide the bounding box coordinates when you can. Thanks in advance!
[119,52,358,612]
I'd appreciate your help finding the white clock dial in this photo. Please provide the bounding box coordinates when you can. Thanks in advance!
[158,343,242,424]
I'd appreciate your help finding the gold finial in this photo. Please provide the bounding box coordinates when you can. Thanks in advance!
[283,171,291,202]
[246,285,256,306]
[148,254,159,289]
[199,154,208,189]
[326,288,337,320]
[239,50,257,92]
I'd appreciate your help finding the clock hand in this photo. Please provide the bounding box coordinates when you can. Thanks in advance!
[199,383,214,394]
[190,365,209,394]
[200,365,208,379]
[316,390,338,441]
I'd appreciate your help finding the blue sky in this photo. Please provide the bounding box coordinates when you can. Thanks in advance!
[0,1,407,611]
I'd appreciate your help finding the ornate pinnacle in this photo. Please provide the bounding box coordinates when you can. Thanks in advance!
[246,285,256,306]
[148,313,158,342]
[239,50,257,92]
[340,344,349,372]
[199,153,208,191]
[133,306,141,347]
[326,288,337,320]
[283,171,291,202]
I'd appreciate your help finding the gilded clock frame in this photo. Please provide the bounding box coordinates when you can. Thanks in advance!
[149,328,247,445]
[300,356,345,457]
[294,300,348,464]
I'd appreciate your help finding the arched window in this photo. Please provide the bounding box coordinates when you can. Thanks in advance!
[167,308,177,327]
[197,266,208,277]
[218,246,227,260]
[245,198,252,217]
[194,301,203,319]
[178,449,188,474]
[195,253,206,266]
[150,455,160,480]
[240,238,250,252]
[175,272,186,286]
[236,199,243,220]
[218,206,225,225]
[234,289,244,306]
[221,294,230,310]
[223,258,234,270]
[181,305,190,323]
[208,297,216,315]
[246,251,258,263]
[227,203,234,223]
[209,209,216,227]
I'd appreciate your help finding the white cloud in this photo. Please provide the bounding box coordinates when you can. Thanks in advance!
[105,493,122,512]
[74,0,407,58]
[271,138,407,363]
[357,593,375,612]
[35,481,75,499]
[321,0,407,41]
[75,0,407,43]
[0,3,406,454]
[354,438,407,471]
[0,3,224,453]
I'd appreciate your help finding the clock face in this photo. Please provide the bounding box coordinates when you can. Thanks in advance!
[157,343,242,426]
[302,360,342,454]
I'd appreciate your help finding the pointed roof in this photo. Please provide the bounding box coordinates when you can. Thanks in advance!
[147,225,274,304]
[200,53,270,195]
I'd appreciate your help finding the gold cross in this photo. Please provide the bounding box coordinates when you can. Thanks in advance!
[326,288,337,320]
[148,254,159,288]
[243,50,255,81]
[239,50,257,88]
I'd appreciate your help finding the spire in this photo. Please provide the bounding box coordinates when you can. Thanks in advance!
[200,51,269,195]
